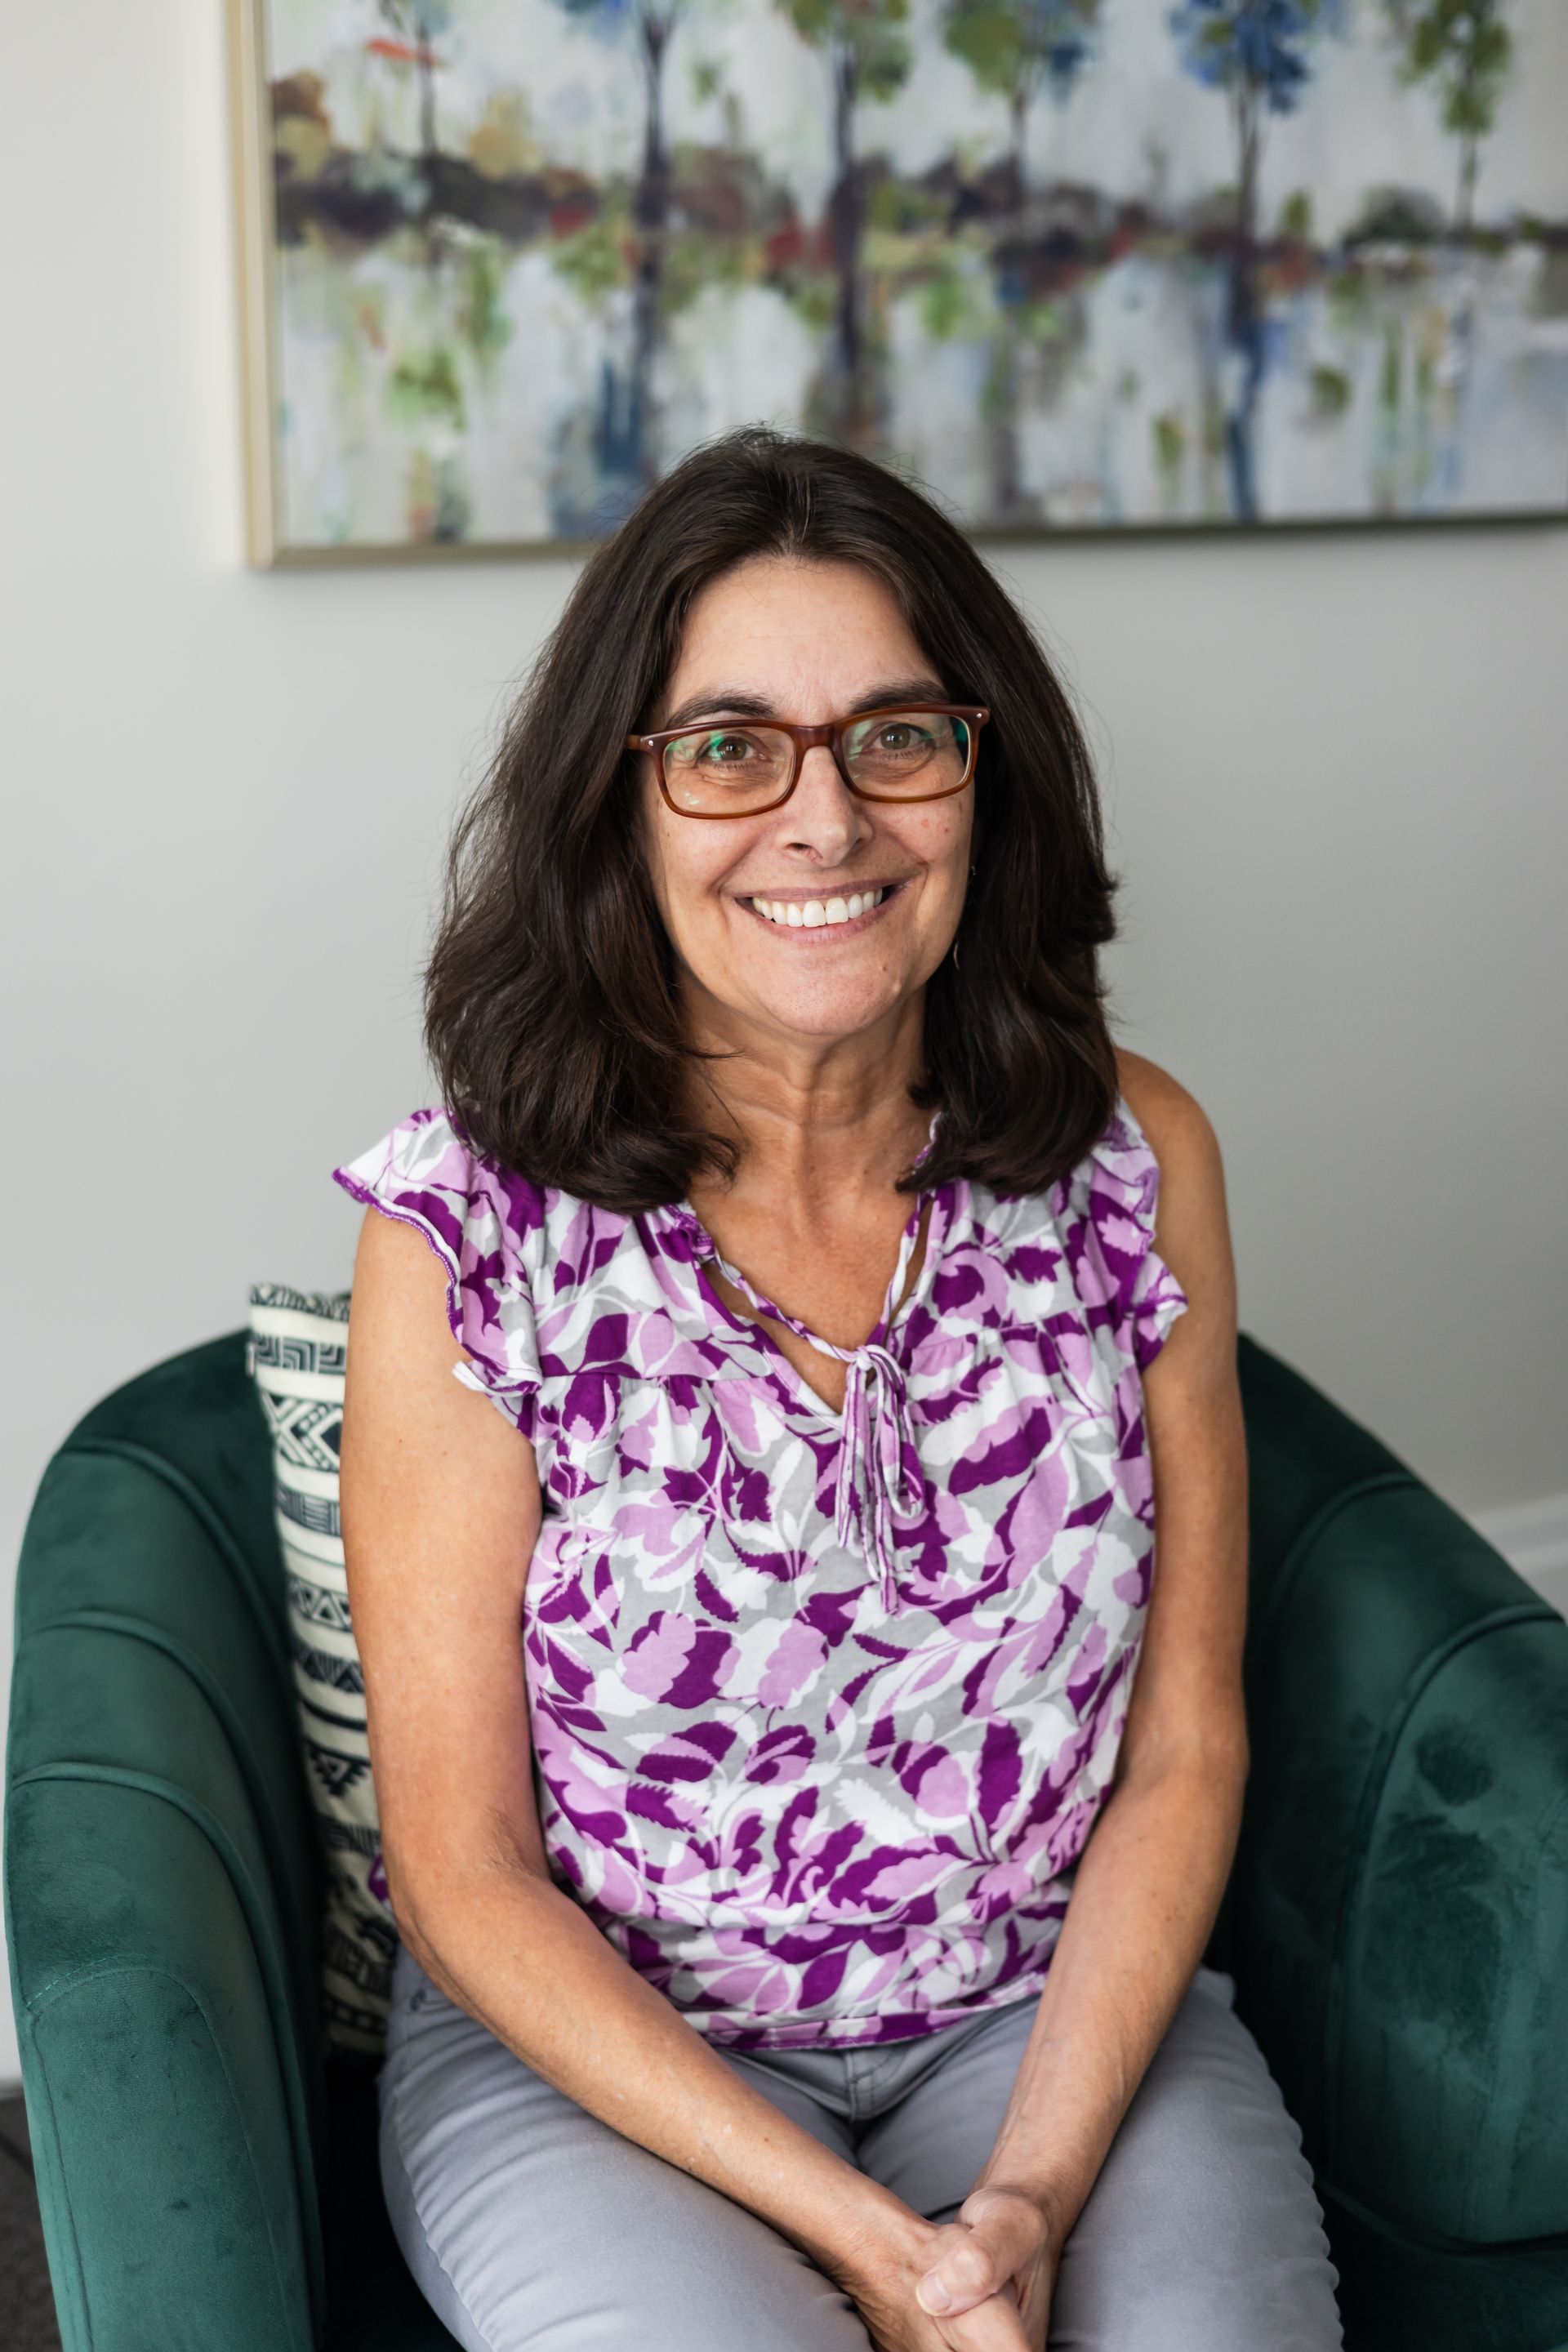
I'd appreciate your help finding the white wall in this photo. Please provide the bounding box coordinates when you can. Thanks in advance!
[2,2,1564,2085]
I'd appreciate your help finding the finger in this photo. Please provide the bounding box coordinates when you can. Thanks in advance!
[918,2194,1044,2318]
[937,2286,1032,2352]
[915,2221,997,2316]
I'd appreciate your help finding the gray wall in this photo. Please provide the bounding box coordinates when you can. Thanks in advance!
[2,0,1564,2081]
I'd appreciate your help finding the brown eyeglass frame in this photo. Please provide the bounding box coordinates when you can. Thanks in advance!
[625,703,991,818]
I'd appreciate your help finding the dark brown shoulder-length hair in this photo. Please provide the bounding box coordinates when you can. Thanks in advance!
[425,427,1121,1209]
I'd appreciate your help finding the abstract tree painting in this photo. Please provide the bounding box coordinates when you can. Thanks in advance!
[232,0,1568,557]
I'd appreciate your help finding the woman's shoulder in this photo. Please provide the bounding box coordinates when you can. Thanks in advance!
[332,1107,720,1386]
[1111,1048,1218,1176]
[334,1107,675,1418]
[334,1104,560,1261]
[958,1054,1207,1365]
[969,1050,1212,1238]
[332,1106,662,1326]
[1109,1050,1227,1258]
[1109,1051,1232,1338]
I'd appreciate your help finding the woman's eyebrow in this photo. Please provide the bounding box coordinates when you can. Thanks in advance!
[657,688,775,730]
[656,676,949,731]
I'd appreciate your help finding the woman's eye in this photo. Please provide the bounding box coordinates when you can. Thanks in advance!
[702,733,755,764]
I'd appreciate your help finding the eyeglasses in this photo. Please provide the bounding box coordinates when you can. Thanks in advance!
[626,703,990,819]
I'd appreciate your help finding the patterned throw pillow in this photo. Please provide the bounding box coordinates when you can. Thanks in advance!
[247,1282,394,2059]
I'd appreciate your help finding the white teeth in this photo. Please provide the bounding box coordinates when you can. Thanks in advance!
[751,887,885,928]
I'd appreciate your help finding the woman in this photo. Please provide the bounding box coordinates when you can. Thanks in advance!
[335,428,1342,2351]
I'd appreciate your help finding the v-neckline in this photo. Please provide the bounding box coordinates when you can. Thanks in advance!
[676,1181,951,1423]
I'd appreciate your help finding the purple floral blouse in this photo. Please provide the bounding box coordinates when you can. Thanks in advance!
[333,1101,1187,2051]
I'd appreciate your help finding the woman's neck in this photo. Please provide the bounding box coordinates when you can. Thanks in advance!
[680,982,932,1218]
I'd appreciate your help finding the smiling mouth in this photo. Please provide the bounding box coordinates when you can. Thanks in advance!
[744,884,898,930]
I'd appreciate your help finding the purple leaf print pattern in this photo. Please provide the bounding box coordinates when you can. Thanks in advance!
[332,1094,1187,2051]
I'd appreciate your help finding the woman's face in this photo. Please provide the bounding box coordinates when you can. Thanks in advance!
[638,556,974,1054]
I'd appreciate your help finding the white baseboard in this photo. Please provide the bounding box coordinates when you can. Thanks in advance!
[1472,1492,1568,1620]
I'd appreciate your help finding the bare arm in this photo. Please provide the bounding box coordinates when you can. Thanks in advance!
[905,1056,1250,2335]
[341,1205,1024,2350]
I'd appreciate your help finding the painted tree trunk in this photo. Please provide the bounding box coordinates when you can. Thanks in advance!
[826,45,870,446]
[988,82,1035,523]
[418,56,438,157]
[630,9,674,486]
[1224,80,1264,520]
[416,6,439,157]
[1457,128,1480,235]
[1008,80,1028,203]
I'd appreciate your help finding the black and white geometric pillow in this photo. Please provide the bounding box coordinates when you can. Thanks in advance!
[247,1282,394,2059]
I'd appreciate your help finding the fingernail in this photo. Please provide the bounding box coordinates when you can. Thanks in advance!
[919,2273,953,2312]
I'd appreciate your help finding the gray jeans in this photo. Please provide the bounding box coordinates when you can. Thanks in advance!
[379,1942,1343,2350]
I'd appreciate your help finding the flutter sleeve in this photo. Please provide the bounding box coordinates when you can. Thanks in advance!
[332,1107,546,1441]
[1079,1101,1192,1374]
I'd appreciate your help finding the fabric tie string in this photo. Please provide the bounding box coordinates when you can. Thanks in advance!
[678,1200,935,1615]
[834,1343,924,1613]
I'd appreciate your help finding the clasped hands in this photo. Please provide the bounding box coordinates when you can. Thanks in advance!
[829,2183,1062,2352]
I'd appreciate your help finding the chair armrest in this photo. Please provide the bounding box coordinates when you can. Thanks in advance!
[1233,1468,1568,2245]
[7,1438,326,2350]
[7,1777,318,2351]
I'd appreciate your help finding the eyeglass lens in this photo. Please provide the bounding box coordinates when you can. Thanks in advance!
[660,712,973,814]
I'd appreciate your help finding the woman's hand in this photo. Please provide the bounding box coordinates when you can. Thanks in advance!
[827,2186,1061,2352]
[915,2187,1061,2349]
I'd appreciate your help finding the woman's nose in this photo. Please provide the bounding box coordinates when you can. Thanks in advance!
[779,743,870,858]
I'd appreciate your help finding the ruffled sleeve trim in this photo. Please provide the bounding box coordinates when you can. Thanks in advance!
[332,1107,545,1440]
[1076,1097,1191,1374]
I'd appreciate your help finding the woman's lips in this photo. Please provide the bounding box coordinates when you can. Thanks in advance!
[741,881,902,934]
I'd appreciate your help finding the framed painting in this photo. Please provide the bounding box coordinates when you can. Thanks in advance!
[229,0,1568,560]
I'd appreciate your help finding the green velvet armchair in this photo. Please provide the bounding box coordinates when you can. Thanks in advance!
[7,1330,1567,2350]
